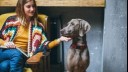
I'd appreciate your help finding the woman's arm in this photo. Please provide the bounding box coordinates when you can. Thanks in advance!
[0,39,6,46]
[0,16,17,47]
[48,36,71,49]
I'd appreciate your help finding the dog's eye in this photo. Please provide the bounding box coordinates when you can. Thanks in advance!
[71,22,74,25]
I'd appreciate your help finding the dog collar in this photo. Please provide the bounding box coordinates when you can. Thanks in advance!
[70,43,87,49]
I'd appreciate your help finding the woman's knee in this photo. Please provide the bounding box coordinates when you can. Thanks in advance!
[0,60,9,72]
[9,49,26,65]
[10,49,26,63]
[11,49,23,56]
[11,49,26,59]
[9,49,26,71]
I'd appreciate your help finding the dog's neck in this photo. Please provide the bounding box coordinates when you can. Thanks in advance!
[72,35,87,46]
[71,35,87,49]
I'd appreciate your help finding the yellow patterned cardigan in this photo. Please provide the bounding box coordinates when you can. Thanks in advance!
[0,14,60,57]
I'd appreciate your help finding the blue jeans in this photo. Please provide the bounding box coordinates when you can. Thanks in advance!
[0,48,27,72]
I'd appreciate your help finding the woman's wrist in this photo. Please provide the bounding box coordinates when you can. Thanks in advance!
[57,38,61,43]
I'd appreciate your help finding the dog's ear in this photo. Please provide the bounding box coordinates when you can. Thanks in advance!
[83,20,91,33]
[79,19,91,36]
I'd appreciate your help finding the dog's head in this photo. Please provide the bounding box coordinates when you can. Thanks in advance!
[60,19,91,37]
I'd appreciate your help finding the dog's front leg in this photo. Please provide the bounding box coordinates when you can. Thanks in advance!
[66,48,76,72]
[80,48,90,71]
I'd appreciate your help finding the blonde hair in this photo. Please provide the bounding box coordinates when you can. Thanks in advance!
[16,0,38,25]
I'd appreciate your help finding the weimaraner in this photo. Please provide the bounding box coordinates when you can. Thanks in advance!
[60,19,91,72]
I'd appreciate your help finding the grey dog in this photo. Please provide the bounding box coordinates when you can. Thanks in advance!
[60,19,91,72]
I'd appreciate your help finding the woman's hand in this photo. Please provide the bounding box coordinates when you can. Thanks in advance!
[4,42,16,48]
[58,36,72,42]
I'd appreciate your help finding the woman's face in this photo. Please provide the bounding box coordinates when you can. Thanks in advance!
[24,0,35,19]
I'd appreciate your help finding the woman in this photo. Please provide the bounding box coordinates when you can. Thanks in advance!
[0,0,71,72]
